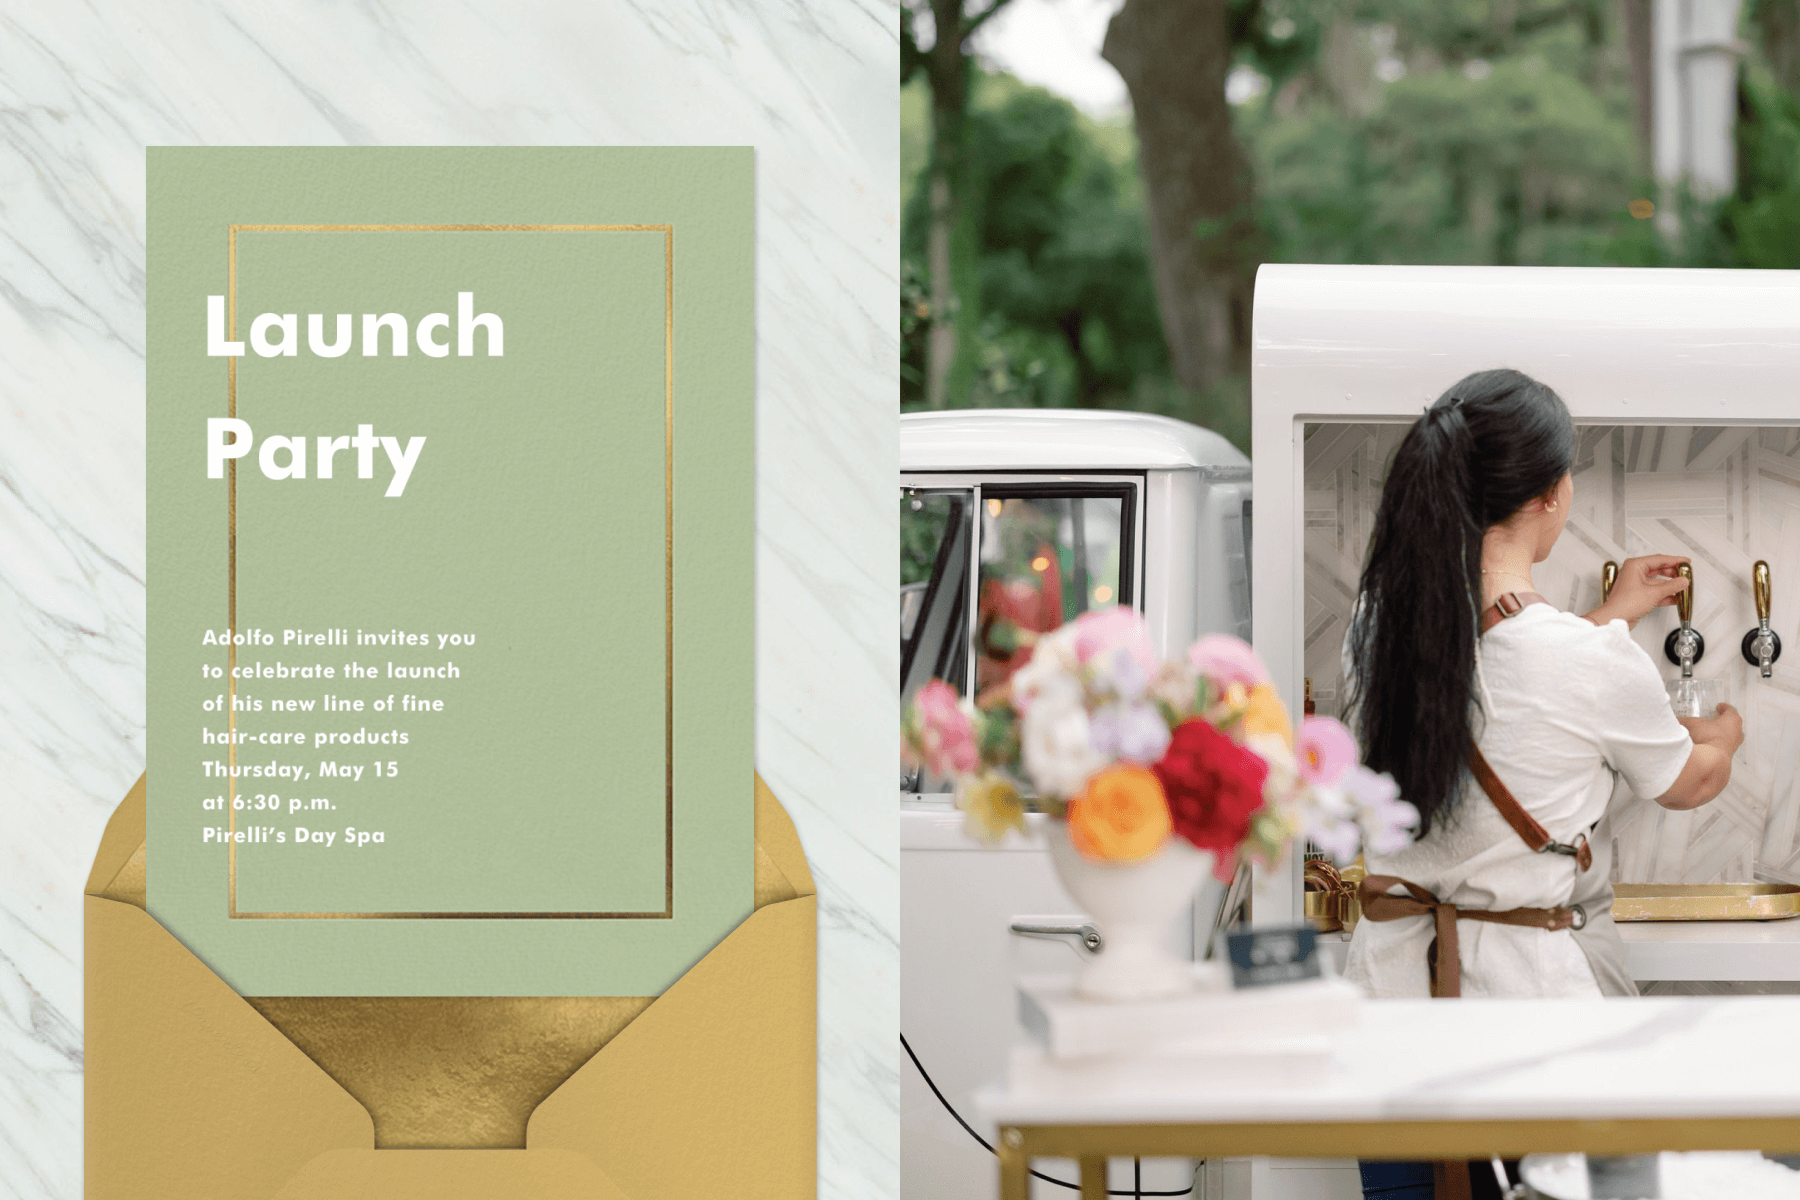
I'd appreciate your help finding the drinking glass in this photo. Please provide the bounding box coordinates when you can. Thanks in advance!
[1667,678,1726,719]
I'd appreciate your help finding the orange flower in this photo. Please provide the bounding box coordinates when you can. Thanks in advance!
[1066,765,1172,862]
[1241,684,1293,749]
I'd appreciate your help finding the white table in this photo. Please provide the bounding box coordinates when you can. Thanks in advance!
[977,995,1800,1199]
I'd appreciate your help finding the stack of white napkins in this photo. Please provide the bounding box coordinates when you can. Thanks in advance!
[1010,967,1363,1095]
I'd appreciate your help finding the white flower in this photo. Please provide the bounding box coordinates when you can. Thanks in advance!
[1019,688,1111,799]
[1344,765,1418,855]
[1010,625,1081,714]
[1089,700,1172,764]
[1149,659,1201,718]
[1296,783,1363,863]
[1090,645,1151,703]
[1010,626,1115,798]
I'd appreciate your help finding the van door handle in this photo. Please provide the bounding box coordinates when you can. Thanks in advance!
[1009,921,1104,953]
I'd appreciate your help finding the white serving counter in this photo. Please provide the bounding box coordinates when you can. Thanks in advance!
[977,994,1800,1199]
[980,993,1800,1130]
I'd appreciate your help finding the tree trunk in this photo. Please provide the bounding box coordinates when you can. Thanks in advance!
[1102,0,1255,396]
[1621,0,1654,174]
[1754,0,1800,97]
[924,62,965,410]
[920,0,1010,409]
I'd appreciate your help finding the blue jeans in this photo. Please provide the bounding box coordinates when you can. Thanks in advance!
[1358,1161,1432,1199]
[1359,1159,1517,1198]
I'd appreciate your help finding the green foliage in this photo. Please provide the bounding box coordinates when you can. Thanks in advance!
[901,491,956,587]
[1577,60,1800,269]
[901,73,1174,417]
[900,256,931,402]
[1228,0,1331,88]
[1247,17,1640,266]
[902,2,1800,456]
[1350,0,1611,63]
[1721,63,1800,267]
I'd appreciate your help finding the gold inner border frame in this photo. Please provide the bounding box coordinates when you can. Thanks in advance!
[224,223,674,920]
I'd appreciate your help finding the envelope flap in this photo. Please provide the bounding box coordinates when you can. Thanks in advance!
[85,895,373,1200]
[271,1149,633,1200]
[754,772,814,898]
[527,895,817,1200]
[86,773,146,897]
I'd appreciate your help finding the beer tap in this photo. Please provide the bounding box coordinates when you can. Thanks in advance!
[1741,560,1782,678]
[1663,563,1704,678]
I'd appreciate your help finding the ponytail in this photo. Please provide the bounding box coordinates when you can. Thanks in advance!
[1345,369,1573,836]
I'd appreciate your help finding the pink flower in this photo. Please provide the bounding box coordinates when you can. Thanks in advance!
[909,680,978,777]
[1071,606,1157,679]
[1187,635,1269,688]
[1296,717,1358,786]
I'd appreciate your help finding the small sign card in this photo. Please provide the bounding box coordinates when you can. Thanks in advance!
[1221,925,1323,989]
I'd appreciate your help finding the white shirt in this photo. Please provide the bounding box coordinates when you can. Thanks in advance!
[1345,603,1693,999]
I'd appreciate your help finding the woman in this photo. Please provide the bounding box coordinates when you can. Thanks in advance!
[1342,369,1744,1199]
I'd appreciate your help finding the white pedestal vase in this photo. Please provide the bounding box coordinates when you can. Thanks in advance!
[1045,830,1222,1002]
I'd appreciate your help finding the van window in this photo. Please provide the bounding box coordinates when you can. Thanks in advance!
[900,481,1135,794]
[974,489,1131,706]
[901,489,973,704]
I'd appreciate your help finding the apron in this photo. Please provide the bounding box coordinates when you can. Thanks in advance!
[1570,804,1636,997]
[1356,591,1621,1199]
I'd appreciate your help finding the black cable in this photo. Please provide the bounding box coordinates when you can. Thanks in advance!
[901,1033,1197,1197]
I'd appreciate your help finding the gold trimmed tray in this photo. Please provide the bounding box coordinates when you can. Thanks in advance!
[1612,883,1800,922]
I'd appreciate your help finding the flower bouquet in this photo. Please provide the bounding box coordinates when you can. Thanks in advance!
[904,607,1416,1000]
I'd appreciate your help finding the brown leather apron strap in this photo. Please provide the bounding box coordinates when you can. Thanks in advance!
[1357,874,1585,999]
[1474,591,1594,873]
[1434,1160,1474,1200]
[1479,589,1549,634]
[1468,747,1593,872]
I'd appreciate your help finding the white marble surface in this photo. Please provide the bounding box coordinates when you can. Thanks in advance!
[979,995,1800,1126]
[0,4,897,1199]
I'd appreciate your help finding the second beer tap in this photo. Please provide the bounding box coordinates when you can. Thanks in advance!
[1741,560,1782,678]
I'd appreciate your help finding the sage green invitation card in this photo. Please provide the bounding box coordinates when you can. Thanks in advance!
[147,148,751,996]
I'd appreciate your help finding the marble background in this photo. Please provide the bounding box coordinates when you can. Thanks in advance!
[1304,422,1800,894]
[0,3,897,1198]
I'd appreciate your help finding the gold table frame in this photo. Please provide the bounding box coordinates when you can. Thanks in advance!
[994,1116,1800,1198]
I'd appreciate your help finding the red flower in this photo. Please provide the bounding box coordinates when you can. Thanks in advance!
[1152,719,1269,871]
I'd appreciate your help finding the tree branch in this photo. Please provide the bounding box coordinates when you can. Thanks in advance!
[963,0,1020,41]
[901,4,927,81]
[1509,0,1585,39]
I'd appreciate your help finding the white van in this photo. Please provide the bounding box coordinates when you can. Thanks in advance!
[899,408,1258,1200]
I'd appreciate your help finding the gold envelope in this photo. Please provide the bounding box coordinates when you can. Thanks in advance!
[85,773,816,1199]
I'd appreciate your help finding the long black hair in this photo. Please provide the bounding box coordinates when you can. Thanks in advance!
[1345,368,1574,836]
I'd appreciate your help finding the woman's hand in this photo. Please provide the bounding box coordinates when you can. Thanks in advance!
[1657,702,1744,810]
[1679,701,1745,755]
[1584,555,1690,629]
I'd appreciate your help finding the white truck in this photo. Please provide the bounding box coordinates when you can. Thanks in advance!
[900,409,1360,1200]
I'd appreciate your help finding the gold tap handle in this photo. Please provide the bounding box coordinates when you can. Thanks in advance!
[1676,562,1694,623]
[1755,560,1772,624]
[1602,561,1618,603]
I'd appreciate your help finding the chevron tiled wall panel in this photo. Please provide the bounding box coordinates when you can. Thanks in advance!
[1304,423,1800,887]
